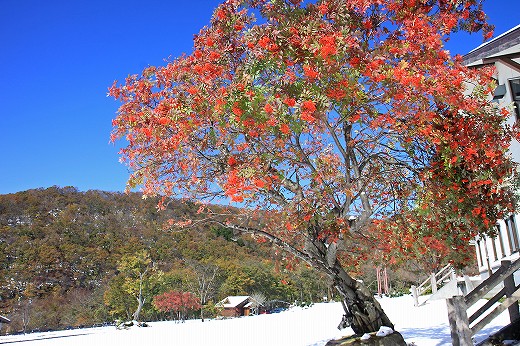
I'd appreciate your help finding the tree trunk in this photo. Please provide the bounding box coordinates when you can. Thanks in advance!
[133,296,144,321]
[133,271,146,321]
[304,238,394,335]
[331,261,394,335]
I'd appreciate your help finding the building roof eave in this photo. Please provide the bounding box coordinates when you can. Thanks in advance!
[463,25,520,66]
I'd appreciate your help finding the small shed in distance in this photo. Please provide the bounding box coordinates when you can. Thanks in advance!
[216,296,259,317]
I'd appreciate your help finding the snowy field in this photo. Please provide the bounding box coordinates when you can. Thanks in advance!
[0,295,511,346]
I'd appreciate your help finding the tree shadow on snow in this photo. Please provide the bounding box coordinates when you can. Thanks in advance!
[398,323,508,346]
[398,324,452,345]
[0,332,92,344]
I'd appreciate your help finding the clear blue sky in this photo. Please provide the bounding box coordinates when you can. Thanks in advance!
[1,1,519,195]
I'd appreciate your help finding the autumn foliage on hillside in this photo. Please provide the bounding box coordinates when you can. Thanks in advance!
[0,187,329,335]
[110,0,518,334]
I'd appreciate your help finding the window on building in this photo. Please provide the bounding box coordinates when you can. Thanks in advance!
[497,226,506,257]
[505,215,520,253]
[476,239,484,267]
[509,78,520,122]
[491,236,498,262]
[510,216,520,252]
[493,84,507,101]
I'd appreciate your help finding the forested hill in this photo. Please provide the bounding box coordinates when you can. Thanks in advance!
[0,187,327,334]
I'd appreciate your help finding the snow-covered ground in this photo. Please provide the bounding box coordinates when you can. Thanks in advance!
[0,295,511,346]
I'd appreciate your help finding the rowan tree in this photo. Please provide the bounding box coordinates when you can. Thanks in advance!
[110,0,518,335]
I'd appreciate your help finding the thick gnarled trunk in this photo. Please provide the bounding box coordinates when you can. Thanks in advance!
[331,262,393,335]
[305,239,394,335]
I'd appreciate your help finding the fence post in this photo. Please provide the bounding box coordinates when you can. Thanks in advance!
[502,260,520,322]
[411,285,419,307]
[431,273,438,294]
[451,269,457,282]
[446,296,473,346]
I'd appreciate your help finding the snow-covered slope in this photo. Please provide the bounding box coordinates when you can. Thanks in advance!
[0,295,510,346]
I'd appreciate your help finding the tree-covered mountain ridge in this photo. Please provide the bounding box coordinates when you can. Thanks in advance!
[0,186,328,334]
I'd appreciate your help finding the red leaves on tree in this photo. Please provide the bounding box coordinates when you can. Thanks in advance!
[254,178,265,188]
[284,98,296,107]
[300,111,316,123]
[301,100,316,112]
[319,35,337,60]
[279,123,290,134]
[153,291,201,318]
[158,117,170,126]
[110,0,516,270]
[227,156,238,166]
[232,104,243,117]
[258,36,271,49]
[303,65,319,80]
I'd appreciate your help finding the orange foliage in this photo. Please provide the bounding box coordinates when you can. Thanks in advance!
[110,0,514,269]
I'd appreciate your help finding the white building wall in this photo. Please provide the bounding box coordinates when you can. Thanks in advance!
[494,56,520,163]
[473,55,520,277]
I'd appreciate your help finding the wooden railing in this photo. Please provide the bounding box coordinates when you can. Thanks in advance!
[446,259,520,346]
[411,263,456,306]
